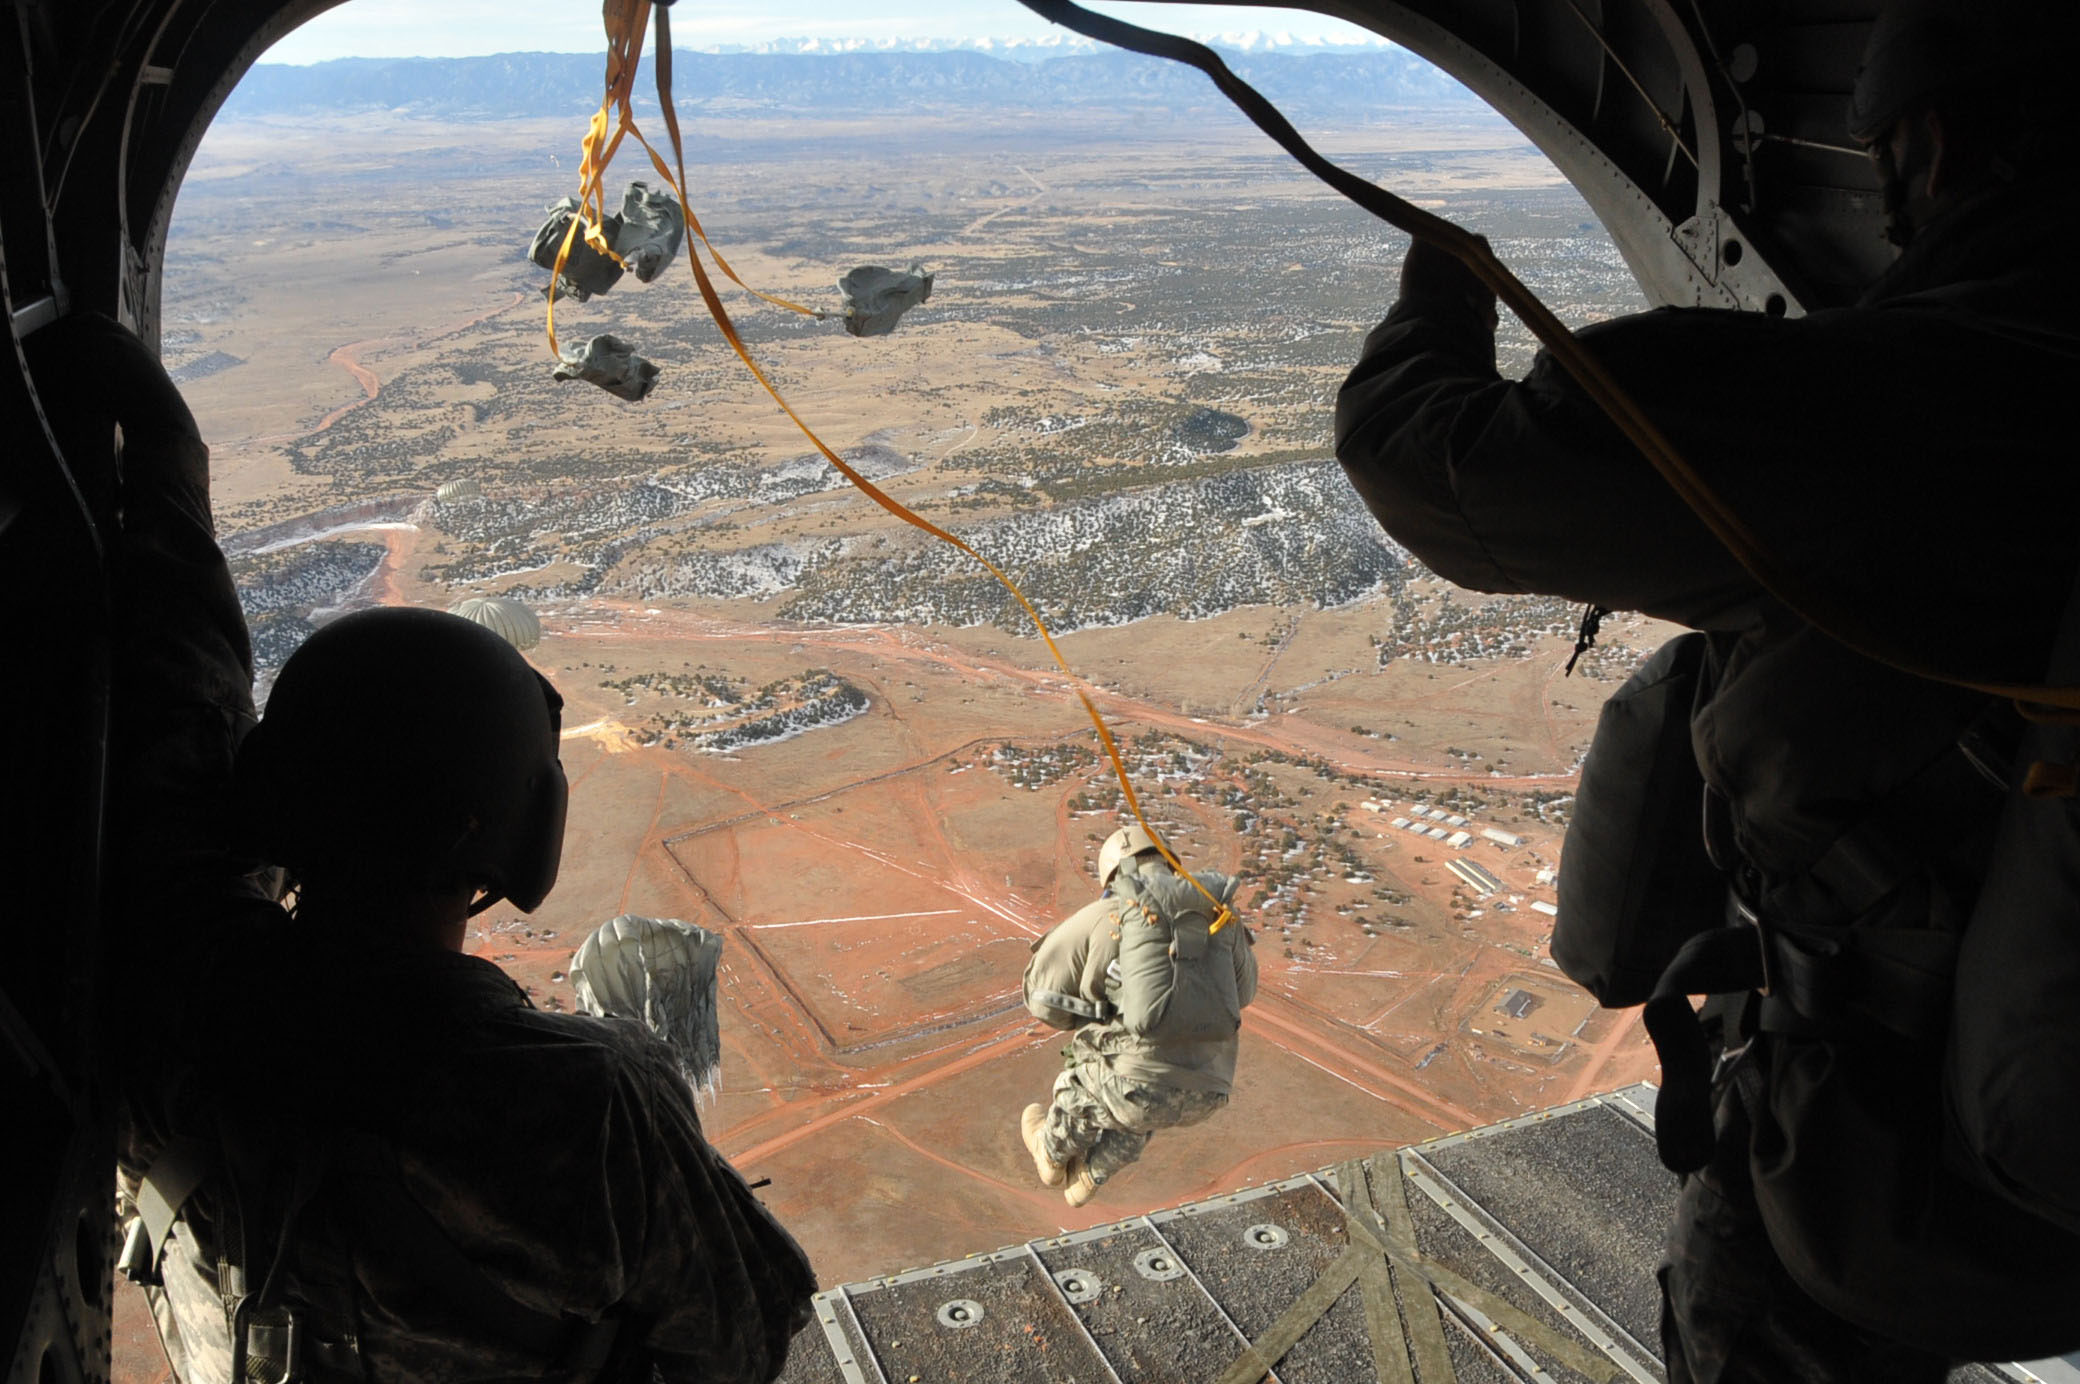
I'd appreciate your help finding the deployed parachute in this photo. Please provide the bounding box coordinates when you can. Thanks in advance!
[838,262,933,337]
[434,478,483,502]
[570,914,724,1095]
[446,596,541,652]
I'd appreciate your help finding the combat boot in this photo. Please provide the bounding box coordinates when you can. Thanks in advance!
[1064,1161,1099,1209]
[1022,1104,1066,1187]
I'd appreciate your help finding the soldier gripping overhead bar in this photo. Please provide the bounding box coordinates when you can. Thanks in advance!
[1331,0,2080,1377]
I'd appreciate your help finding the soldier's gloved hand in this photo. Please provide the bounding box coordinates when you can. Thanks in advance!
[1398,236,1499,331]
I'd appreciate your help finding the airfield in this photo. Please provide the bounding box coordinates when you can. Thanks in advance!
[115,86,1665,1380]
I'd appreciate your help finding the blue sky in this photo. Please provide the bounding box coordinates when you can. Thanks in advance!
[263,2,1388,63]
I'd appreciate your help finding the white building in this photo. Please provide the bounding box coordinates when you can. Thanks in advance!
[1448,858,1504,896]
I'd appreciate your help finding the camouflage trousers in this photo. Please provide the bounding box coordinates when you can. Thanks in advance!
[1659,1076,1951,1384]
[1039,1029,1227,1185]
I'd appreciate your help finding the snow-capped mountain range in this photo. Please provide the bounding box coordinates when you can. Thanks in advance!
[225,39,1475,120]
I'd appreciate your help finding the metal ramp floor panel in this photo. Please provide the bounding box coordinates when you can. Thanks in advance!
[1030,1219,1267,1383]
[1390,1162,1647,1384]
[1419,1101,1673,1353]
[1146,1180,1380,1383]
[775,1086,2060,1384]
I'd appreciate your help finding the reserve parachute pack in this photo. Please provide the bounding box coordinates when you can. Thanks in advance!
[1106,864,1246,1045]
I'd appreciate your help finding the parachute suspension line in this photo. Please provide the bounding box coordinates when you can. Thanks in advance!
[546,0,648,357]
[1015,0,2080,713]
[558,1,1234,931]
[546,2,828,357]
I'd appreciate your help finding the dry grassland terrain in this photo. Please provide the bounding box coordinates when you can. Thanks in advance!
[118,73,1673,1374]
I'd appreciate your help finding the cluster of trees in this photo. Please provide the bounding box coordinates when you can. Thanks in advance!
[692,674,869,753]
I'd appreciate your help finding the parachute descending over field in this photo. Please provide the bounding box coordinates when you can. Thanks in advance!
[434,478,483,502]
[570,914,725,1096]
[446,595,541,652]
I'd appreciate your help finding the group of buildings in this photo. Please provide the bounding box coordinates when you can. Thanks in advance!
[1354,797,1565,917]
[1359,799,1525,854]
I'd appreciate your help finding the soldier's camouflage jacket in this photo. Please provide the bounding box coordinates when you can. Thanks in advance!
[1021,864,1257,1095]
[121,913,815,1384]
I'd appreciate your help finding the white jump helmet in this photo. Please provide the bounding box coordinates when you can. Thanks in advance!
[1098,823,1161,888]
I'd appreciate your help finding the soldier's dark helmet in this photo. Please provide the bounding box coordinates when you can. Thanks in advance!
[1848,0,2072,144]
[234,607,568,913]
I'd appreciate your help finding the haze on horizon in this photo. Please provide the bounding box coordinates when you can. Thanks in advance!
[262,0,1391,63]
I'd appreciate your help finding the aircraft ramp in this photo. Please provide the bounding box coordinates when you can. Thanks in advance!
[777,1085,2063,1384]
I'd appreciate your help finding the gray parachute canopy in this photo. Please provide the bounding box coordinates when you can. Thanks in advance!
[434,478,483,503]
[838,262,933,337]
[570,914,724,1094]
[446,596,541,652]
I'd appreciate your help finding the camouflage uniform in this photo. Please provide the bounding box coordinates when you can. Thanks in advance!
[122,894,815,1384]
[1023,864,1255,1187]
[1657,1072,1949,1384]
[1333,172,2080,1373]
[1041,1025,1228,1185]
[81,308,814,1383]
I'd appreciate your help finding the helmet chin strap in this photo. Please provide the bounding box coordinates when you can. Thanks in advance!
[1872,140,1929,249]
[449,815,510,917]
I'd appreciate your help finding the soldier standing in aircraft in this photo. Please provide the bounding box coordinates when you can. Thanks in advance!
[121,607,817,1384]
[1019,824,1256,1207]
[48,306,819,1382]
[1332,1,2080,1378]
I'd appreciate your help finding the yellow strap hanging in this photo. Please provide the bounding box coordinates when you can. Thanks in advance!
[550,0,1234,931]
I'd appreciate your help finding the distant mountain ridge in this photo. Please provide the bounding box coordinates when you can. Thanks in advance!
[221,47,1480,121]
[702,32,1392,60]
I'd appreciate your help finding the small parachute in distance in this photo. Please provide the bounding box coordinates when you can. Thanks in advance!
[838,262,933,337]
[570,914,724,1097]
[434,478,483,503]
[446,595,541,652]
